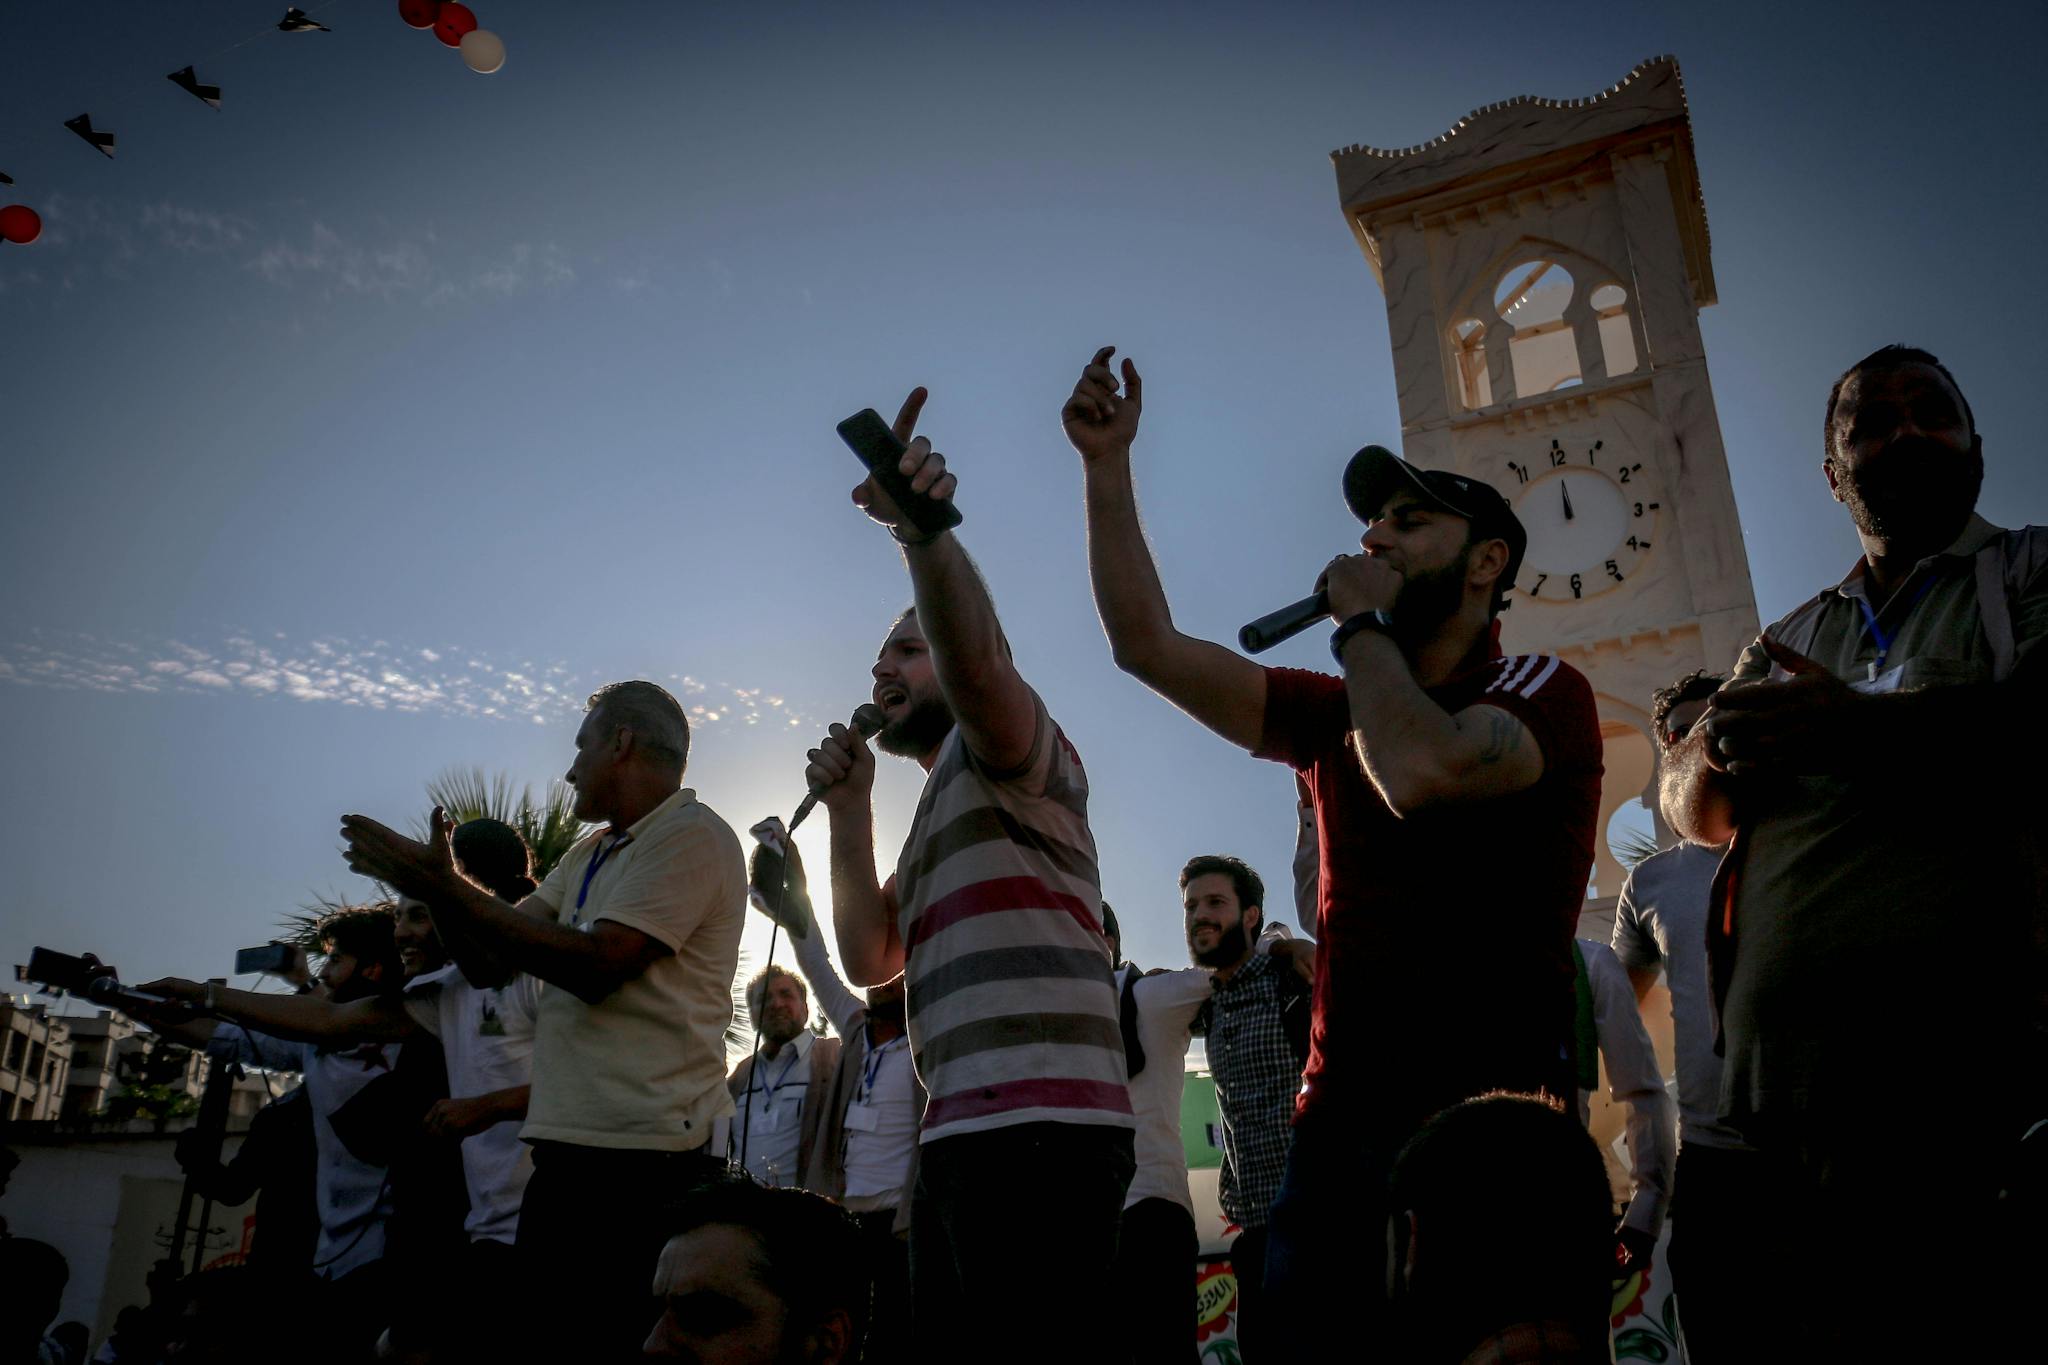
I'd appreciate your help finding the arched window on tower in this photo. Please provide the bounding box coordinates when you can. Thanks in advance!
[1495,259,1581,396]
[1591,282,1639,378]
[1451,317,1492,409]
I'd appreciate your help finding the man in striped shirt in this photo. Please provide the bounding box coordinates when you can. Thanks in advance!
[804,387,1134,1363]
[1067,348,1602,1359]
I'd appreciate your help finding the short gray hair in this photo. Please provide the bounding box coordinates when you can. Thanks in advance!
[586,680,690,771]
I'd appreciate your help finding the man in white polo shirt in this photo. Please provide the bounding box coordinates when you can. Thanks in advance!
[341,679,747,1361]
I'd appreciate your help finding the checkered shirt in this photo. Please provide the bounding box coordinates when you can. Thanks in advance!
[1198,950,1301,1228]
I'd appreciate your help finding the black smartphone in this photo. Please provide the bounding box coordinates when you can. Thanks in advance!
[235,943,298,976]
[24,946,106,994]
[835,408,964,540]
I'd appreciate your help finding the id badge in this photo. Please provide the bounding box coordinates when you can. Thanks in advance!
[844,1103,881,1133]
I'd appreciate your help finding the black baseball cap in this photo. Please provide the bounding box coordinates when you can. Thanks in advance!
[1342,444,1527,599]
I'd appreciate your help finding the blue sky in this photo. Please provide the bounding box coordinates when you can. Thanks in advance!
[5,1,2045,997]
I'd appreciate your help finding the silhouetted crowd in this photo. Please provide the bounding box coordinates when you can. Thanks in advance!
[6,344,2041,1365]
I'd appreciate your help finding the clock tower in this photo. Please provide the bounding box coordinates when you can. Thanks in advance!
[1332,56,1759,906]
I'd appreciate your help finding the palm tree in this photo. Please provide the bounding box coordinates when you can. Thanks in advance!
[274,894,397,956]
[422,767,589,880]
[1611,825,1666,871]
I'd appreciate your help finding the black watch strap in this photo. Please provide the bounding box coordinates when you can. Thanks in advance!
[1330,610,1397,663]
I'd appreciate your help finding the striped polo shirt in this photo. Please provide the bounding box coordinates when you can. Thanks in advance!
[894,695,1132,1143]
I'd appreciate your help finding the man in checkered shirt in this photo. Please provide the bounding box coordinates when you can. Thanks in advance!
[1184,854,1310,1362]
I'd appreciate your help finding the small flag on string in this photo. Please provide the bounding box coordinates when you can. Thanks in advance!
[168,66,223,110]
[278,8,330,31]
[0,171,13,187]
[64,114,116,159]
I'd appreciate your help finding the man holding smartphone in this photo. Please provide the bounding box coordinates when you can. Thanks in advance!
[1063,346,1603,1357]
[802,388,1134,1363]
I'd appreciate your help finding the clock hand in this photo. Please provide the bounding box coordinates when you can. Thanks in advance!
[1560,479,1575,521]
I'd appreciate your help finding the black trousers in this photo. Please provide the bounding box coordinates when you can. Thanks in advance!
[1228,1226,1267,1362]
[1114,1197,1198,1365]
[910,1121,1135,1365]
[1664,1143,1771,1364]
[1728,1127,2029,1362]
[516,1140,725,1362]
[854,1209,911,1364]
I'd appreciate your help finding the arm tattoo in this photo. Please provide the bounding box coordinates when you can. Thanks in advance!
[1475,708,1522,766]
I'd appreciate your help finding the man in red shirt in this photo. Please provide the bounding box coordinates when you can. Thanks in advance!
[1064,347,1603,1356]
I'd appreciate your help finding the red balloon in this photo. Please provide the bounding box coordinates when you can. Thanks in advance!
[398,0,440,29]
[434,3,477,46]
[0,204,41,246]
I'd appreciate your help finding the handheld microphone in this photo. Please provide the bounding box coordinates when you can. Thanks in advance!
[787,702,888,833]
[1239,591,1330,654]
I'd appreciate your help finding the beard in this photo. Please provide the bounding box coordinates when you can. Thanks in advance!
[1835,436,1982,548]
[1188,918,1253,970]
[1388,555,1470,646]
[866,995,906,1028]
[874,693,955,758]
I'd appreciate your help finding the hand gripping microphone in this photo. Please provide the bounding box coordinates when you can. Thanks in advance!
[787,703,888,833]
[1239,591,1331,654]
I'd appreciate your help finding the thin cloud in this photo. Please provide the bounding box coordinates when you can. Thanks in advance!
[0,630,814,730]
[250,222,574,303]
[1,194,575,305]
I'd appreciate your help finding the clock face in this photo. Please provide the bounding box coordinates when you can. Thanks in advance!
[1500,437,1661,602]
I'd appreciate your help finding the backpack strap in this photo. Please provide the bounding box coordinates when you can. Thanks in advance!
[1275,964,1313,1070]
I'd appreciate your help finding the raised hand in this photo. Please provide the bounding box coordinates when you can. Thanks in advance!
[340,806,459,901]
[749,834,814,937]
[803,721,877,815]
[852,387,959,535]
[1062,345,1143,464]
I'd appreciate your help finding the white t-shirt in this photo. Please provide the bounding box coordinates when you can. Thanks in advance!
[404,966,540,1244]
[788,920,919,1205]
[841,1031,917,1199]
[1118,965,1211,1213]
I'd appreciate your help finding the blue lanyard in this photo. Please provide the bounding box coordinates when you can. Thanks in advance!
[1854,574,1938,677]
[573,833,633,922]
[759,1044,805,1110]
[858,1035,907,1104]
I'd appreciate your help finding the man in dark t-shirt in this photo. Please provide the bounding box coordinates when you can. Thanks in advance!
[1065,346,1602,1357]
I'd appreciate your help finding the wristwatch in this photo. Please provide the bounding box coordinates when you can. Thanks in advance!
[1330,610,1397,663]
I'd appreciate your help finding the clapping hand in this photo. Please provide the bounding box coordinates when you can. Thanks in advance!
[340,806,459,901]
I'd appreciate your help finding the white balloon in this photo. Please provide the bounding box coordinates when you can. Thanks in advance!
[460,29,506,74]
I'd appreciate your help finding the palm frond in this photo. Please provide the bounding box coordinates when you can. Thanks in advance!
[422,766,591,881]
[725,943,759,1070]
[517,782,589,882]
[1612,825,1666,870]
[275,893,390,955]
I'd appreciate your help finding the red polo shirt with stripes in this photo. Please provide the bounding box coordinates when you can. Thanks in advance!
[1257,641,1603,1141]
